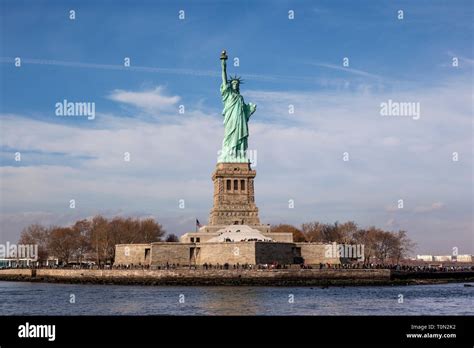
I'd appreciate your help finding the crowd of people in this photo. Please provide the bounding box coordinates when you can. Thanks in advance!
[3,261,473,272]
[313,262,474,272]
[113,262,290,270]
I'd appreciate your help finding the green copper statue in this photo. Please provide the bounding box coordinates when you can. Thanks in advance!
[218,50,257,163]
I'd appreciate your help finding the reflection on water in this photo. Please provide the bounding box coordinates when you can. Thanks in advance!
[200,287,263,315]
[0,281,472,315]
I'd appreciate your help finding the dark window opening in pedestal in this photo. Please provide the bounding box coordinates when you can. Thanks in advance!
[226,179,231,191]
[196,238,200,243]
[234,179,238,191]
[240,180,245,191]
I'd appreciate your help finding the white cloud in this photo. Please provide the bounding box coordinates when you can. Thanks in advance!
[107,86,180,113]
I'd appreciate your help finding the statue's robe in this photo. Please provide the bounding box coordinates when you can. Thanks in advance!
[220,82,256,162]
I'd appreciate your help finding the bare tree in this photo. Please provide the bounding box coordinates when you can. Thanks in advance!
[89,215,110,265]
[87,215,165,264]
[389,230,415,263]
[18,224,50,262]
[48,227,81,264]
[373,231,396,263]
[352,227,378,264]
[138,218,165,243]
[338,221,358,244]
[72,219,92,264]
[301,222,325,242]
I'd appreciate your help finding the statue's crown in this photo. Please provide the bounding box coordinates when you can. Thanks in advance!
[229,75,243,84]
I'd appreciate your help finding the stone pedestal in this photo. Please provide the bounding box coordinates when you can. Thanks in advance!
[208,162,261,225]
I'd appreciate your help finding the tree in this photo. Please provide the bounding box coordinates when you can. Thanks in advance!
[338,221,358,244]
[89,215,110,265]
[301,222,325,242]
[72,219,92,263]
[138,218,165,243]
[321,222,341,243]
[300,221,358,244]
[352,227,378,264]
[271,224,306,242]
[18,224,50,263]
[88,215,166,264]
[165,234,180,242]
[389,230,415,263]
[373,230,396,263]
[48,226,81,264]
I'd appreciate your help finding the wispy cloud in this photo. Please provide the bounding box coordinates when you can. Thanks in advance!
[308,62,384,80]
[108,87,180,113]
[1,56,391,89]
[0,57,324,84]
[0,57,219,77]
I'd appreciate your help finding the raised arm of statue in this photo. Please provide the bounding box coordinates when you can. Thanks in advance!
[221,59,227,86]
[220,50,228,86]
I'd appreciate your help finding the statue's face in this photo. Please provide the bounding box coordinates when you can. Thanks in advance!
[231,80,240,92]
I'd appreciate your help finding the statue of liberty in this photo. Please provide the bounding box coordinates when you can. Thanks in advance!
[218,50,257,163]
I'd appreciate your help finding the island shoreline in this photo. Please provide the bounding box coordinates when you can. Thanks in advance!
[0,269,472,287]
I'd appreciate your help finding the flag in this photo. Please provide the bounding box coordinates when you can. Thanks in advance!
[196,219,202,228]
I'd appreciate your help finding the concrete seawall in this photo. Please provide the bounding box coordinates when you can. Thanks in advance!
[0,269,472,286]
[0,268,391,286]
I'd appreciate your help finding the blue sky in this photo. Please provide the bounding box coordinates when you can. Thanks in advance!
[0,0,473,255]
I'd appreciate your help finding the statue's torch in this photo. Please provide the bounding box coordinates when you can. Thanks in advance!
[220,50,228,61]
